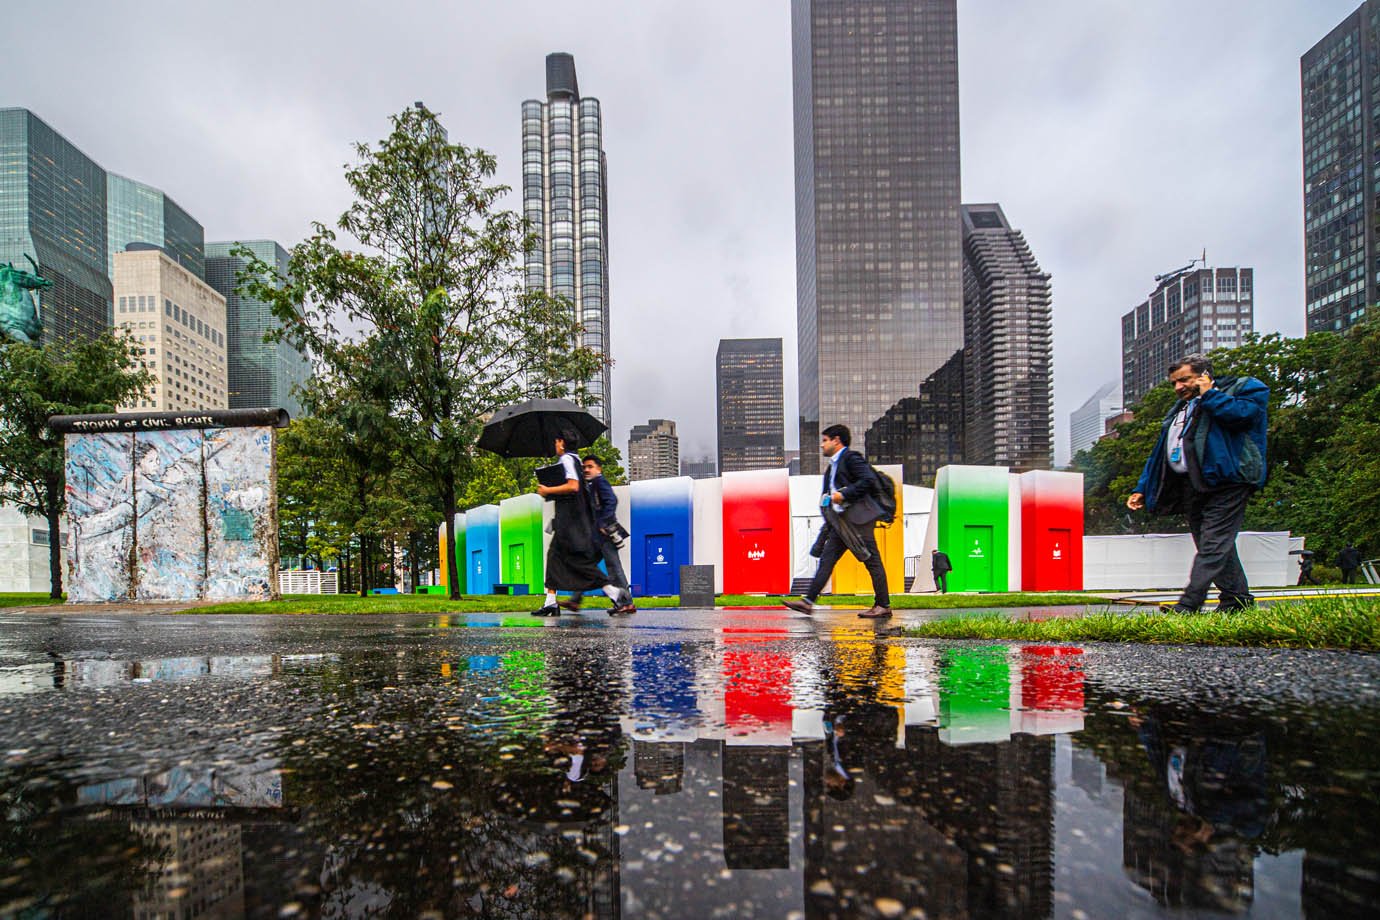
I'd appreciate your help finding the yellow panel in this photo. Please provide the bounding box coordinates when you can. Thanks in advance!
[438,522,449,588]
[831,476,903,597]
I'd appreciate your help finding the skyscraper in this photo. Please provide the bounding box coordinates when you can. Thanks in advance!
[106,174,204,280]
[1121,267,1254,405]
[0,108,112,343]
[205,241,311,417]
[627,419,679,481]
[716,338,786,473]
[1302,4,1379,334]
[1068,381,1123,460]
[522,53,612,428]
[793,0,963,483]
[961,204,1053,471]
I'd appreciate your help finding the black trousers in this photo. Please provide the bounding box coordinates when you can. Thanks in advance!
[1181,484,1254,609]
[934,572,948,593]
[806,526,890,607]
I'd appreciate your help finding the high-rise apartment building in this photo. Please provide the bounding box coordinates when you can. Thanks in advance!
[628,419,679,482]
[961,204,1053,471]
[716,338,786,473]
[205,241,311,417]
[1121,267,1255,404]
[113,247,227,411]
[522,53,612,428]
[0,108,113,343]
[793,0,963,483]
[106,175,203,280]
[0,108,207,345]
[1069,381,1123,460]
[1302,3,1380,334]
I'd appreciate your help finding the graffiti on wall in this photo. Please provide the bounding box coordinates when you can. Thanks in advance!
[62,421,279,604]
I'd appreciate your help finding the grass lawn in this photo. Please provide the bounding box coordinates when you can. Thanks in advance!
[187,591,1106,616]
[0,592,62,608]
[904,595,1380,651]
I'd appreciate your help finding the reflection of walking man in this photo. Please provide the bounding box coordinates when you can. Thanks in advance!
[931,549,952,593]
[1127,355,1269,614]
[783,425,891,619]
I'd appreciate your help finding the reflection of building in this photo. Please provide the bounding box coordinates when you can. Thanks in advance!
[1121,267,1254,405]
[722,746,791,869]
[716,338,786,473]
[1121,784,1254,911]
[522,53,612,426]
[113,248,228,411]
[633,740,685,794]
[628,419,679,481]
[205,241,311,417]
[1302,5,1380,334]
[792,0,964,481]
[1069,380,1122,460]
[961,204,1053,471]
[134,823,245,919]
[866,350,965,486]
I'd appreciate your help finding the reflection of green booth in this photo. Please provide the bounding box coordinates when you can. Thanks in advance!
[499,494,544,595]
[935,465,1011,592]
[938,647,1011,745]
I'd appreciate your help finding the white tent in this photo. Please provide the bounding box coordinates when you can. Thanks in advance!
[1082,531,1296,590]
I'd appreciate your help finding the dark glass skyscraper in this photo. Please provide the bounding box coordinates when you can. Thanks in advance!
[1302,3,1379,334]
[716,338,786,473]
[107,174,204,280]
[793,0,963,483]
[522,53,612,429]
[0,108,112,343]
[961,204,1053,471]
[205,240,311,417]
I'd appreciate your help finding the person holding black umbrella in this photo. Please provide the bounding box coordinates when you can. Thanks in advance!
[534,428,636,617]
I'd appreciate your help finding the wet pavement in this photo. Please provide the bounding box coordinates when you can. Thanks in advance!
[2,609,1379,919]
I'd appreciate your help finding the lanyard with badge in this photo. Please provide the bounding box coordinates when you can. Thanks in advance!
[1169,399,1197,465]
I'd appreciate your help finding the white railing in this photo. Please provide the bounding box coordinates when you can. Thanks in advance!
[278,570,339,595]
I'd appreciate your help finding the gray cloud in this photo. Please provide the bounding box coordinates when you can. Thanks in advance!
[8,0,1348,465]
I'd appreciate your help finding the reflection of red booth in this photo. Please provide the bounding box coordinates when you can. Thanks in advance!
[1019,470,1084,591]
[1020,646,1084,711]
[724,633,793,742]
[722,470,791,594]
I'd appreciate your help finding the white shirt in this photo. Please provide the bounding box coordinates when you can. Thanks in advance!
[828,447,846,512]
[1166,399,1198,474]
[558,452,581,482]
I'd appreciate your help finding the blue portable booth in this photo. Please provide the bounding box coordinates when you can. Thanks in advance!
[465,504,500,595]
[630,477,694,596]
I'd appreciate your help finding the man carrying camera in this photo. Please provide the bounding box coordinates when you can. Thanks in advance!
[560,454,634,613]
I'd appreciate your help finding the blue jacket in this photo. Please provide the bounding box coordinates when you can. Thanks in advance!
[1134,375,1269,512]
[584,474,618,531]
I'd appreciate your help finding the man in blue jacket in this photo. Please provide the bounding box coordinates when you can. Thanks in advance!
[1127,354,1269,613]
[560,455,634,614]
[784,424,892,619]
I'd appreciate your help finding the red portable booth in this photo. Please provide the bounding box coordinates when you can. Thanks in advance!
[1019,470,1084,591]
[721,469,791,595]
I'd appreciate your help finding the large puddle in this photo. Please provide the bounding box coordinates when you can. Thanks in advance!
[1,613,1378,918]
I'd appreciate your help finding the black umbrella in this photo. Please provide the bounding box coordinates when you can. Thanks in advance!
[477,398,607,458]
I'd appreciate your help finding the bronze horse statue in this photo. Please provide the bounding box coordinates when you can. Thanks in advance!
[0,254,49,344]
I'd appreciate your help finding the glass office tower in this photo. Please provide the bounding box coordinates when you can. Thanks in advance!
[716,338,786,473]
[1302,2,1380,334]
[0,108,112,343]
[107,174,204,280]
[522,53,612,429]
[793,0,963,483]
[205,240,311,417]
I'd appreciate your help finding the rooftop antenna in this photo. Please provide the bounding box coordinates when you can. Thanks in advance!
[1154,250,1207,284]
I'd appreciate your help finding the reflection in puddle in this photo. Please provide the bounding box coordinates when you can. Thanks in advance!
[1,631,1378,918]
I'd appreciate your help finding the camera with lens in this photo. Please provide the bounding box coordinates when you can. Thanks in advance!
[600,522,629,550]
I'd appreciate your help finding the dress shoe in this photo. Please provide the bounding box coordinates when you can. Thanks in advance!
[1214,597,1254,613]
[533,604,562,617]
[858,605,892,619]
[1157,602,1199,614]
[609,602,637,616]
[783,597,815,614]
[557,599,582,612]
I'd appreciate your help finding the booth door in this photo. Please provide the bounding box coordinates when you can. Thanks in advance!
[643,533,678,596]
[508,544,526,585]
[963,524,994,591]
[1042,527,1072,589]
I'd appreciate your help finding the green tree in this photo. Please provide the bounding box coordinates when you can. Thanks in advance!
[0,334,153,597]
[240,105,602,598]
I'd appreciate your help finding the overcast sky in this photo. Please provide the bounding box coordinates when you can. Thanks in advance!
[11,1,1355,465]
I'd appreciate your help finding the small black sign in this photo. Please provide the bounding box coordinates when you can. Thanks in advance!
[679,564,715,608]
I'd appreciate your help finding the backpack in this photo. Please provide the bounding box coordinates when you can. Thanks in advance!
[869,464,898,525]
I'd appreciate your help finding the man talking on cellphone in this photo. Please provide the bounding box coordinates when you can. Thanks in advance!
[1126,354,1269,614]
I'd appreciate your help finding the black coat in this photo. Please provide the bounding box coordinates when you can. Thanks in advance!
[819,448,880,504]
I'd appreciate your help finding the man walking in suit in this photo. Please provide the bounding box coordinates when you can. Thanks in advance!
[783,424,892,619]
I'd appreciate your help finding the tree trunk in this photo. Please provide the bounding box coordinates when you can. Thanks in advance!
[442,471,461,600]
[358,535,370,598]
[44,475,62,600]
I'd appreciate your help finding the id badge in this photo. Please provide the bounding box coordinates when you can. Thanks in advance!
[820,494,831,508]
[1169,445,1182,463]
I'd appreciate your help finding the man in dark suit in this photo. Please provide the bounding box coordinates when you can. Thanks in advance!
[784,424,892,619]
